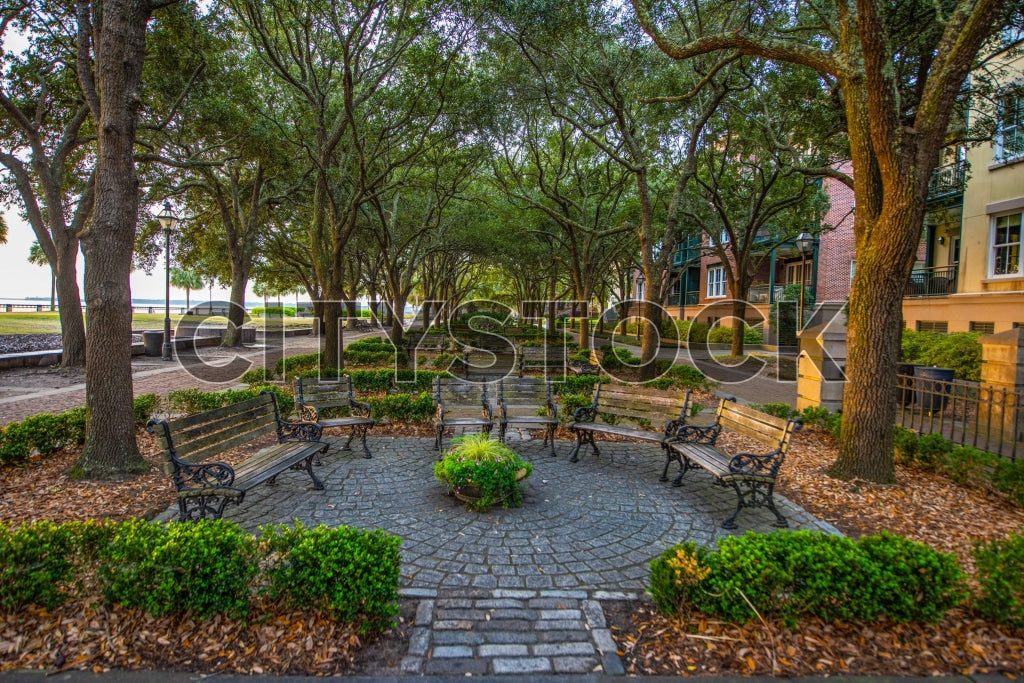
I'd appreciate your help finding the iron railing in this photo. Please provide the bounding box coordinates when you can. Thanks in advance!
[748,285,786,304]
[906,265,958,297]
[928,160,967,200]
[896,373,1022,461]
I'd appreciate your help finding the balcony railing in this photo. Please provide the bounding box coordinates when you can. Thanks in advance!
[928,160,966,200]
[667,291,701,307]
[748,284,785,304]
[906,265,958,297]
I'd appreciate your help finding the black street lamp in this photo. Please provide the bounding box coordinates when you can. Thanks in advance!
[157,202,179,361]
[795,231,815,332]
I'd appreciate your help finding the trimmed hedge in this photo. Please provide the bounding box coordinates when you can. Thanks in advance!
[0,519,401,631]
[261,522,402,631]
[973,530,1024,629]
[650,530,966,625]
[166,385,294,416]
[0,394,162,464]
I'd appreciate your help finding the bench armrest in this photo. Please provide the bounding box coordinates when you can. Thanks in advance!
[278,419,324,442]
[668,422,721,444]
[573,404,598,423]
[350,397,373,420]
[728,449,784,478]
[176,460,237,491]
[297,403,319,423]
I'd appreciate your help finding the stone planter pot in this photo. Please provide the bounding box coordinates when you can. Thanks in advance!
[447,468,529,508]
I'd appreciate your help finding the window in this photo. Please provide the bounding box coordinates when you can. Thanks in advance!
[706,266,726,298]
[849,259,857,282]
[993,212,1022,276]
[1002,26,1024,47]
[710,229,730,247]
[917,321,949,333]
[995,94,1023,163]
[970,321,995,334]
[785,261,812,285]
[670,280,680,295]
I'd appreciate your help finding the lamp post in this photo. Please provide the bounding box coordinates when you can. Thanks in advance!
[635,271,645,332]
[157,202,179,360]
[795,231,815,333]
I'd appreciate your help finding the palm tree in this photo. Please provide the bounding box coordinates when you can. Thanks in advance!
[28,241,55,311]
[169,267,204,312]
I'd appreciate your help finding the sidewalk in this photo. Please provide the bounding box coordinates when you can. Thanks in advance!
[0,331,374,426]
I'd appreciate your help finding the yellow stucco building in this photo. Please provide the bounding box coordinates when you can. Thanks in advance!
[903,34,1024,333]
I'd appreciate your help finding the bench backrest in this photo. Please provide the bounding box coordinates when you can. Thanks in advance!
[499,377,555,417]
[594,383,691,430]
[407,333,448,351]
[149,392,281,471]
[434,377,496,418]
[716,399,800,453]
[295,375,355,410]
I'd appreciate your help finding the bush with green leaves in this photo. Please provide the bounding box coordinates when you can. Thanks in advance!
[240,367,271,385]
[649,531,966,625]
[0,395,157,464]
[166,385,293,416]
[992,458,1024,506]
[559,393,592,421]
[0,520,81,608]
[798,405,841,439]
[261,522,402,632]
[642,364,717,393]
[972,531,1024,629]
[367,392,435,422]
[901,330,983,381]
[274,352,323,377]
[707,324,762,344]
[553,373,606,397]
[753,402,799,419]
[97,519,258,618]
[597,344,640,370]
[434,433,534,511]
[252,306,296,317]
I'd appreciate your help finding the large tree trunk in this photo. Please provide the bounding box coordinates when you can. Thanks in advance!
[390,294,407,346]
[75,0,158,478]
[322,299,344,370]
[54,237,86,367]
[640,298,662,380]
[346,300,359,331]
[828,206,920,483]
[730,297,748,358]
[222,267,249,347]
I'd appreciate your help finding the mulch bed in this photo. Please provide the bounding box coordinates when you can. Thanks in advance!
[1,414,1023,675]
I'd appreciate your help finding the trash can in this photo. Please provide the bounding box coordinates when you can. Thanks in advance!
[915,366,955,413]
[896,363,920,407]
[142,330,165,357]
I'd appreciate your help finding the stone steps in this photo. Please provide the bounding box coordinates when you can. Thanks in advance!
[399,587,628,676]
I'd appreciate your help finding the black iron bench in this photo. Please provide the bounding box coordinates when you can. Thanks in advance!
[498,376,559,455]
[517,345,566,376]
[433,376,495,451]
[294,375,375,458]
[666,398,802,529]
[147,391,328,521]
[569,384,692,479]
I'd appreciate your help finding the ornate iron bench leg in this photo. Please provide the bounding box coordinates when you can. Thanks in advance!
[764,483,788,528]
[721,480,746,530]
[357,424,371,459]
[545,424,556,456]
[660,442,681,482]
[293,450,326,491]
[672,456,692,487]
[569,429,584,462]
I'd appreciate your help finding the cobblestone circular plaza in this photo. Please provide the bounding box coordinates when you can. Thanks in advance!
[195,433,837,595]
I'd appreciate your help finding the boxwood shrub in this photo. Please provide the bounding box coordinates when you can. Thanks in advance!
[649,530,966,625]
[973,531,1024,629]
[261,522,402,631]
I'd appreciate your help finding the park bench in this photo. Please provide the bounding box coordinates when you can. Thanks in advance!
[517,345,566,376]
[497,376,559,455]
[569,384,692,480]
[147,391,328,522]
[433,376,495,451]
[294,375,376,458]
[665,398,802,530]
[404,332,449,353]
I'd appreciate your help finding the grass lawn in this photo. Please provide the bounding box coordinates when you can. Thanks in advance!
[0,312,314,335]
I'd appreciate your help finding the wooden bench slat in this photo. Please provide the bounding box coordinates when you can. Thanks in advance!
[167,395,269,431]
[166,403,277,447]
[177,418,279,462]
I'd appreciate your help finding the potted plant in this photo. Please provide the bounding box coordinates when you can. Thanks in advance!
[434,433,533,511]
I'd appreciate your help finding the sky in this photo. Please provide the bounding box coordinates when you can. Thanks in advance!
[0,208,252,304]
